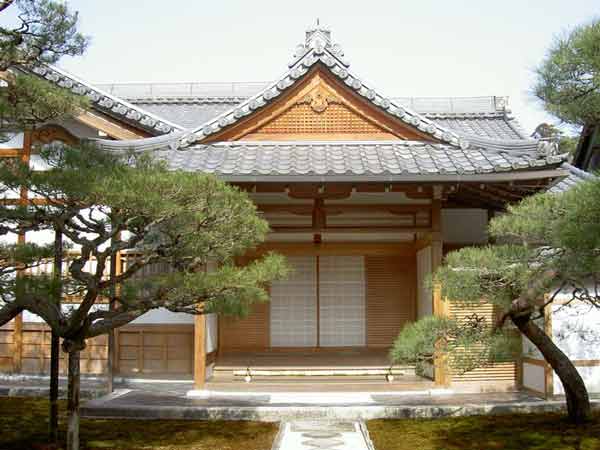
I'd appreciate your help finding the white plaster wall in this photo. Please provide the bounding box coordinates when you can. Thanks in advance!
[206,313,218,354]
[553,367,600,396]
[23,303,109,323]
[441,209,488,244]
[0,132,24,148]
[551,302,600,394]
[0,184,21,200]
[0,231,18,245]
[552,303,600,360]
[522,317,545,360]
[416,246,432,318]
[523,362,546,393]
[25,229,55,246]
[130,308,193,324]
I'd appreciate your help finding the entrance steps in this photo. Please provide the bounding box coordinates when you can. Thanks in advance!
[208,366,432,392]
[211,365,415,380]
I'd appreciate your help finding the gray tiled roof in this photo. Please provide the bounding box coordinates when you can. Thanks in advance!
[131,98,242,130]
[548,163,595,193]
[21,65,184,135]
[118,96,526,141]
[431,114,526,140]
[140,141,564,182]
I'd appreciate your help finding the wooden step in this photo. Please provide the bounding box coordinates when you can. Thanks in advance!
[212,366,415,378]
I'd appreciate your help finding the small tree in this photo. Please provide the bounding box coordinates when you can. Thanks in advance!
[0,145,288,450]
[392,178,600,423]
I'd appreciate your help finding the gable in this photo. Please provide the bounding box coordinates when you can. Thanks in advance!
[201,66,433,143]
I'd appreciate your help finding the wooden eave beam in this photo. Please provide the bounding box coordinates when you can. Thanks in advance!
[258,203,432,215]
[75,110,151,140]
[270,226,431,234]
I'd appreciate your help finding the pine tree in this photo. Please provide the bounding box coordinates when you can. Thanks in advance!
[0,144,288,450]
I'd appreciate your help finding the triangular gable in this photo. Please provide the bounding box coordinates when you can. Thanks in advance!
[201,67,427,142]
[181,27,470,149]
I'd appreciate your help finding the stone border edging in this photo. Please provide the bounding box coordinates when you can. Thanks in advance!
[80,399,600,422]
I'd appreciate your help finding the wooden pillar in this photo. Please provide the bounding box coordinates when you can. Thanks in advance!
[194,314,206,390]
[543,304,554,398]
[431,186,449,387]
[12,131,32,373]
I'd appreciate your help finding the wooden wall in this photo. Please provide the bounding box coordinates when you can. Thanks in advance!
[0,322,14,372]
[448,301,518,385]
[218,251,417,351]
[0,322,194,376]
[0,322,107,374]
[218,303,270,351]
[117,324,193,375]
[366,255,416,347]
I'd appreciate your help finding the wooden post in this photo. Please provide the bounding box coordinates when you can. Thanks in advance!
[12,130,32,374]
[107,246,120,392]
[194,314,206,390]
[12,314,22,373]
[431,186,449,387]
[543,304,554,398]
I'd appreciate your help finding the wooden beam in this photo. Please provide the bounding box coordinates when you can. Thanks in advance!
[0,149,23,157]
[12,314,22,373]
[258,203,432,215]
[543,304,554,398]
[270,226,430,234]
[75,110,149,140]
[246,242,416,257]
[0,198,51,206]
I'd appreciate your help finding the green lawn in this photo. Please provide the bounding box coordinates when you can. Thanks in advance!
[0,397,277,450]
[368,412,600,450]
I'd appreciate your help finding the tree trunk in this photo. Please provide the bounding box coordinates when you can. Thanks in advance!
[66,349,81,450]
[49,231,62,443]
[511,314,592,423]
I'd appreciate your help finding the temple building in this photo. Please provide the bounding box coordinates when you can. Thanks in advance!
[1,26,598,398]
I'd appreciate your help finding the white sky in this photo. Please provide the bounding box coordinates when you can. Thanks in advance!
[8,0,600,133]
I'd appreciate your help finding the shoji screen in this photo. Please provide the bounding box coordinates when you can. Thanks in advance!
[270,256,317,347]
[319,256,366,347]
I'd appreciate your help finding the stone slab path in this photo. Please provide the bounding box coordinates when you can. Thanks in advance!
[275,421,372,450]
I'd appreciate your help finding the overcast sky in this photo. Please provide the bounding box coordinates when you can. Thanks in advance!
[10,1,600,133]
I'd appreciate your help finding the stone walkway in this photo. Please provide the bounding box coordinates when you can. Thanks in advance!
[274,421,372,450]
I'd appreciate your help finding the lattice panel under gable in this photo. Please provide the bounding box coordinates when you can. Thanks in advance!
[319,256,366,347]
[254,102,389,135]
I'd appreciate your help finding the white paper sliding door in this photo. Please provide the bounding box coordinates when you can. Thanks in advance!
[270,256,317,347]
[318,256,366,347]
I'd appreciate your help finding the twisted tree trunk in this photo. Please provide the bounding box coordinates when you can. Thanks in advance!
[511,314,591,423]
[64,338,85,450]
[66,349,80,450]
